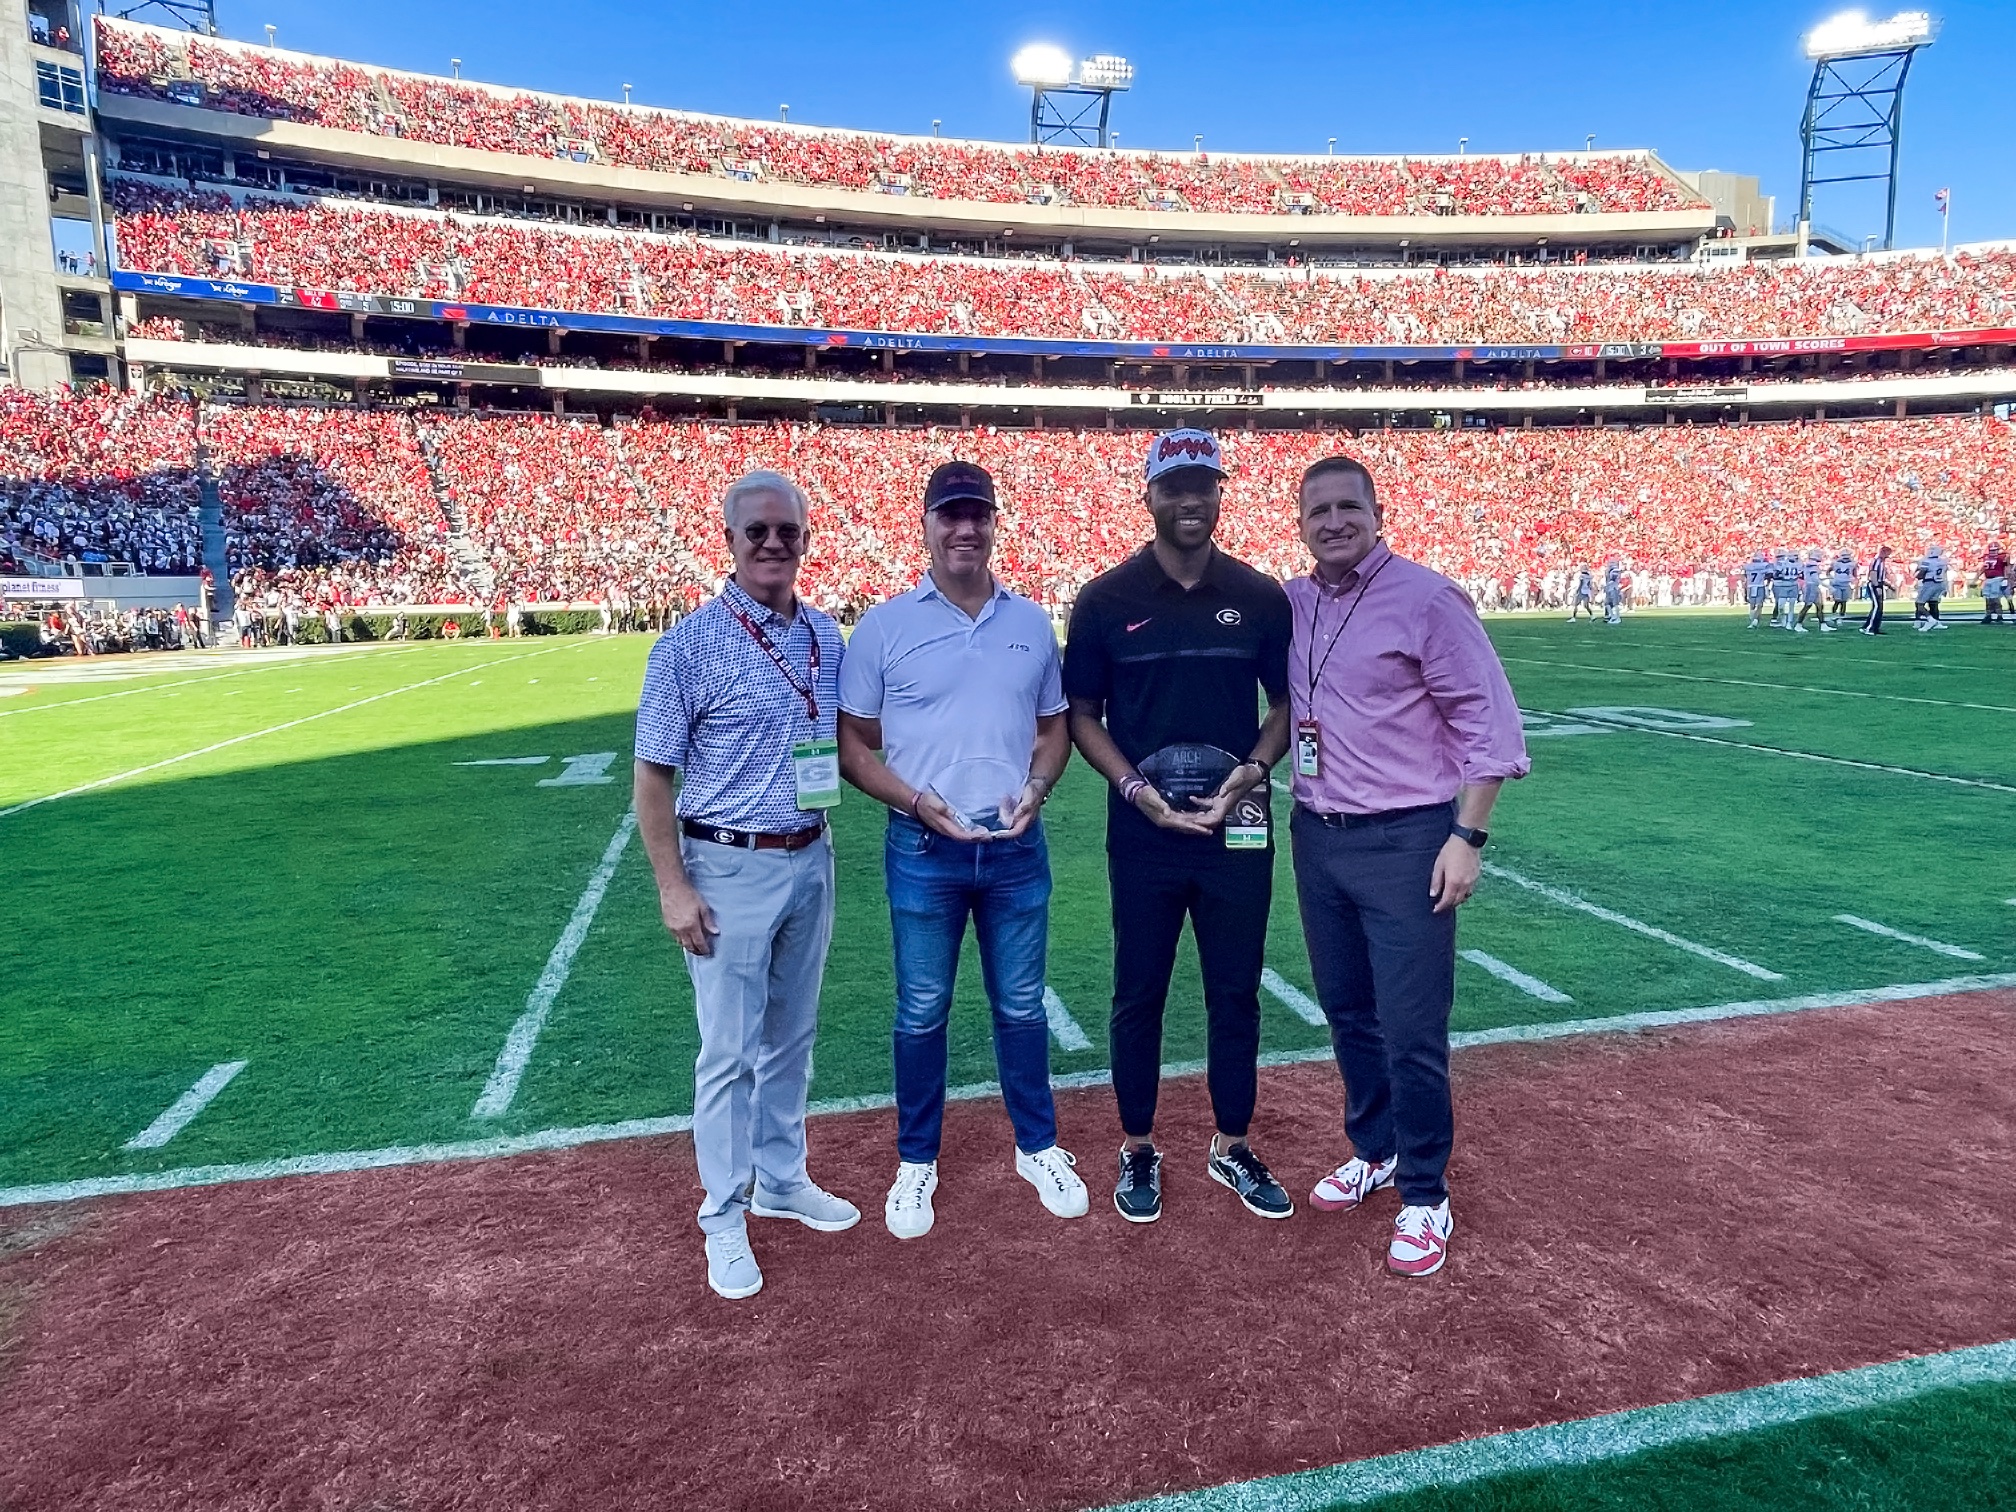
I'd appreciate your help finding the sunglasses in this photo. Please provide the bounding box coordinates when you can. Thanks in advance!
[736,521,806,549]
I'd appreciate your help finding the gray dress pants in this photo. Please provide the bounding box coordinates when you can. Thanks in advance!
[680,832,836,1234]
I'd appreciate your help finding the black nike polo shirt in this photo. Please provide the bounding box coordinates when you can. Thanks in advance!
[1063,544,1291,854]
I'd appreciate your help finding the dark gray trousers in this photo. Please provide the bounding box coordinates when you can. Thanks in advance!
[1290,803,1458,1206]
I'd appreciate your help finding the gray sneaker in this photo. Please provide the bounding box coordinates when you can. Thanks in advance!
[750,1182,861,1232]
[704,1226,763,1300]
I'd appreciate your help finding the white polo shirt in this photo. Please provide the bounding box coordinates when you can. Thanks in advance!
[839,574,1066,794]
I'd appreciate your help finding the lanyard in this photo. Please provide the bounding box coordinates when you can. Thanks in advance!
[729,605,820,722]
[1303,553,1392,700]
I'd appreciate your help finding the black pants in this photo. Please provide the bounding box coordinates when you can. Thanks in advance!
[1867,587,1886,632]
[1108,845,1271,1139]
[1290,804,1458,1206]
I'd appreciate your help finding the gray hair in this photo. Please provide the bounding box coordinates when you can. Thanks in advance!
[722,469,810,530]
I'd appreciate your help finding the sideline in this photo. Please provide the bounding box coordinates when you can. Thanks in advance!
[1102,1338,2016,1510]
[1526,708,2016,796]
[6,972,2011,1210]
[471,809,640,1119]
[0,642,576,821]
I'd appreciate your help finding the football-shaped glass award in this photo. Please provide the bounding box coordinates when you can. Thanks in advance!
[1136,743,1240,808]
[928,756,1026,833]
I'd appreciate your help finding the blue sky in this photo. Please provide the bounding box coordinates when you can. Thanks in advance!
[216,0,2014,249]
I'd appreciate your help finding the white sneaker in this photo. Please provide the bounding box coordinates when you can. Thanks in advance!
[750,1181,861,1232]
[1388,1201,1454,1278]
[1820,624,1837,633]
[884,1160,938,1240]
[1015,1144,1089,1218]
[704,1226,763,1300]
[1310,1153,1397,1212]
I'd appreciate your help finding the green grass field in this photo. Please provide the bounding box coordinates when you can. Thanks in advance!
[3,612,2013,1508]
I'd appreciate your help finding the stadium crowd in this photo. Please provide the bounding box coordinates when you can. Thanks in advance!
[8,386,2006,624]
[111,185,2016,345]
[95,19,1699,218]
[0,387,201,573]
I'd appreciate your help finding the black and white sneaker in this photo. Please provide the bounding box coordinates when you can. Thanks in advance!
[1114,1143,1163,1224]
[1207,1142,1293,1220]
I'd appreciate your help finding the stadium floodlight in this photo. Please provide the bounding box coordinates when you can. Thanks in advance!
[1804,8,1937,59]
[1012,44,1075,87]
[1796,9,1937,251]
[1016,46,1133,147]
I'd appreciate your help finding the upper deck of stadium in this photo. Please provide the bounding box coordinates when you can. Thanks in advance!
[91,17,1721,252]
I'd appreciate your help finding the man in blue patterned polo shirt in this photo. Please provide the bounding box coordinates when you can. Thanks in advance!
[634,468,859,1301]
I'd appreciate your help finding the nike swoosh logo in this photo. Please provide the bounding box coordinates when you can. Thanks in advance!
[1126,619,1152,632]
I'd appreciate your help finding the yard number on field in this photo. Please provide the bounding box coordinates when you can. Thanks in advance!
[453,752,621,786]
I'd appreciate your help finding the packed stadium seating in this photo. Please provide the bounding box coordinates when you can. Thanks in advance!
[12,385,2005,618]
[94,19,1701,218]
[110,185,2016,344]
[0,388,201,573]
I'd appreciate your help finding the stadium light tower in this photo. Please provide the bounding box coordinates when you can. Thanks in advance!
[109,0,219,34]
[1797,9,1939,253]
[1013,45,1133,148]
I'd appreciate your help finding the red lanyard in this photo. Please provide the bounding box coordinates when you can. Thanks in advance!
[730,605,820,722]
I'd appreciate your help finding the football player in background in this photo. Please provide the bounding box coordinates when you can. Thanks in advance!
[1744,550,1772,628]
[1567,565,1597,622]
[1770,548,1801,630]
[1914,546,1950,631]
[1827,549,1858,628]
[1794,549,1833,633]
[1980,541,2010,625]
[1603,560,1625,625]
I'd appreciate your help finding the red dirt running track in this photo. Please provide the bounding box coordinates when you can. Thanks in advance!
[2,990,2014,1511]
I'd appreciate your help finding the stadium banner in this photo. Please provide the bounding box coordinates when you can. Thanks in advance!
[1,577,86,599]
[388,358,541,384]
[1645,385,1749,402]
[108,271,2016,367]
[1127,390,1266,407]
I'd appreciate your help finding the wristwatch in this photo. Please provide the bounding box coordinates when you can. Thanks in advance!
[1452,824,1489,849]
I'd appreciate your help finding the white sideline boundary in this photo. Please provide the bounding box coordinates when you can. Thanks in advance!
[1529,707,2016,796]
[471,809,640,1118]
[1481,862,1783,980]
[1459,949,1572,1003]
[7,972,2013,1211]
[0,643,573,821]
[1102,1338,2016,1511]
[1833,913,1985,962]
[121,1061,248,1151]
[1500,654,2016,716]
[1043,987,1093,1053]
[1260,968,1326,1026]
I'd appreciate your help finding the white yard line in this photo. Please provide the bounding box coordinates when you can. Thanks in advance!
[8,972,2015,1209]
[1042,986,1093,1052]
[470,809,640,1119]
[0,644,570,822]
[1529,708,2016,796]
[1833,914,1985,962]
[1459,949,1573,1003]
[1106,1339,2016,1510]
[121,1061,247,1151]
[1482,862,1783,980]
[1260,967,1327,1026]
[1500,654,2016,715]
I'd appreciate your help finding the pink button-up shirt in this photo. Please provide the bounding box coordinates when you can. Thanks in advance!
[1286,541,1529,815]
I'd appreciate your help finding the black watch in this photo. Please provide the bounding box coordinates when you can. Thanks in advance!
[1452,824,1489,849]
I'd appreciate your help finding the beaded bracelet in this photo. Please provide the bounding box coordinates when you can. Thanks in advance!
[1119,776,1148,806]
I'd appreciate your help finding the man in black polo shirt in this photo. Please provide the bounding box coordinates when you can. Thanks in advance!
[1064,428,1293,1224]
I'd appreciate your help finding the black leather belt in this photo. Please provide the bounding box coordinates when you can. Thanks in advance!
[1294,800,1452,831]
[682,818,827,851]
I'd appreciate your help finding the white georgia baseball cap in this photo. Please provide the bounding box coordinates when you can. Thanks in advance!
[1144,428,1226,485]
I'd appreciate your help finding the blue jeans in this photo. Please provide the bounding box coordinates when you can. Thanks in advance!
[885,812,1057,1163]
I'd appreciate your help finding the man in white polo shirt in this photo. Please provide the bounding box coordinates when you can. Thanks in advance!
[838,460,1087,1239]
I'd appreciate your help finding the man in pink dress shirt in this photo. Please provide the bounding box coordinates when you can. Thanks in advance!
[1285,455,1529,1278]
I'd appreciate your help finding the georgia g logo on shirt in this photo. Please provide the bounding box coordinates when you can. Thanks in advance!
[1215,608,1242,626]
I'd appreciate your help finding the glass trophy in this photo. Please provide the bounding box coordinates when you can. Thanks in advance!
[928,756,1027,834]
[1136,743,1240,809]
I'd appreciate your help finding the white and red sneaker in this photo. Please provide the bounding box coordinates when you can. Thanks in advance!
[1310,1154,1397,1212]
[1388,1202,1453,1277]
